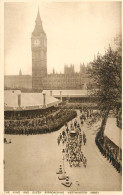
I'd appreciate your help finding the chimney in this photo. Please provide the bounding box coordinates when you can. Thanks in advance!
[43,93,46,106]
[60,91,62,101]
[50,90,52,96]
[18,94,21,107]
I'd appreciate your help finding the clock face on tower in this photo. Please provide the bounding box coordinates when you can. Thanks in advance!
[34,39,40,47]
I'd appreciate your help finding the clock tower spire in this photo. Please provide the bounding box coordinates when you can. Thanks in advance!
[31,9,47,90]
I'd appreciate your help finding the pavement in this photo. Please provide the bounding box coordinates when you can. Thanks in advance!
[104,117,122,149]
[4,110,122,191]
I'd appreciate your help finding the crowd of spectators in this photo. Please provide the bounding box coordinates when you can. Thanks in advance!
[4,106,59,120]
[4,109,77,135]
[63,103,97,110]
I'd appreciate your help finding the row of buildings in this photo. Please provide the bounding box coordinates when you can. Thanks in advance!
[5,65,90,90]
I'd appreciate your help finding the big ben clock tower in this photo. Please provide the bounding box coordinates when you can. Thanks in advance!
[31,10,47,90]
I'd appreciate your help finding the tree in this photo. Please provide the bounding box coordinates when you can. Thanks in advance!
[88,38,122,135]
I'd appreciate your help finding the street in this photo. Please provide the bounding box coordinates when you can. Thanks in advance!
[105,117,122,148]
[4,111,121,191]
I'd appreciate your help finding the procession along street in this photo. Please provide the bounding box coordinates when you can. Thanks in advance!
[4,110,121,191]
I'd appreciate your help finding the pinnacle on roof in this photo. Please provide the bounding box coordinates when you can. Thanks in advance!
[53,68,55,74]
[35,8,42,25]
[19,69,22,76]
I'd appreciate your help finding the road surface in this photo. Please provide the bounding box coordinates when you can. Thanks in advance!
[4,111,121,191]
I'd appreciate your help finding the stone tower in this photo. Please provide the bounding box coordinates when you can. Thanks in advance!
[31,9,47,90]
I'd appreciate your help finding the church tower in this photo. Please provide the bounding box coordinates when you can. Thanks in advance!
[31,9,47,90]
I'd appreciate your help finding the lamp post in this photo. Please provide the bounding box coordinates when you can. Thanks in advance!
[50,90,52,96]
[43,93,46,107]
[60,91,62,102]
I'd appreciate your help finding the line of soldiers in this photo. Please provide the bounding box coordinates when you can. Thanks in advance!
[5,109,77,135]
[95,133,121,173]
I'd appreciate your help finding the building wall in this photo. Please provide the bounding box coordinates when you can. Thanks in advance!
[4,72,90,90]
[4,75,32,89]
[42,73,89,90]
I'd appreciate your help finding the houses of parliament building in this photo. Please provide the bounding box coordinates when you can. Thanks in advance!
[5,10,91,91]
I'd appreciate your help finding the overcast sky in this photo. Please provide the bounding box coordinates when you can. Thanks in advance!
[4,1,121,75]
